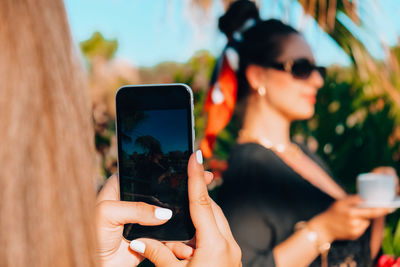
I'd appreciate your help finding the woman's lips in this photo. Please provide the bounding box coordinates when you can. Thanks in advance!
[302,94,317,104]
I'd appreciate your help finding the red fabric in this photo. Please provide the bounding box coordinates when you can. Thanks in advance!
[201,55,238,158]
[207,159,228,179]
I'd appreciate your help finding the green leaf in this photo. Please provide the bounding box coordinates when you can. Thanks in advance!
[80,32,118,61]
[383,225,395,256]
[392,219,400,257]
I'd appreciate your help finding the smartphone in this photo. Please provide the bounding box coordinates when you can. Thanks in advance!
[115,84,195,241]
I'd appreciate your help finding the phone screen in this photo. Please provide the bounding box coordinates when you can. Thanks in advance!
[116,84,195,241]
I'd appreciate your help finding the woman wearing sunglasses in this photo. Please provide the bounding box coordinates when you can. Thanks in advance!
[202,1,393,266]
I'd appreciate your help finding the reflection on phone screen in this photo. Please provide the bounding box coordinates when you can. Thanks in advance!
[119,108,193,240]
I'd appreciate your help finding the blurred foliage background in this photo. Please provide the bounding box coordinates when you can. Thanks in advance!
[77,0,400,260]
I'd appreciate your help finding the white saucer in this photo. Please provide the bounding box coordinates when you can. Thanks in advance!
[358,196,400,209]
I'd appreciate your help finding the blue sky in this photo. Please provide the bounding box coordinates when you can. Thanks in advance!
[123,109,188,154]
[65,0,400,67]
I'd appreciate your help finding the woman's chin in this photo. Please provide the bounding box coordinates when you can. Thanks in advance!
[289,107,315,121]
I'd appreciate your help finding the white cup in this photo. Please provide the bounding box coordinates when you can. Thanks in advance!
[357,173,396,204]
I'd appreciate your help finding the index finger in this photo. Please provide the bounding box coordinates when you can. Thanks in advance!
[97,200,172,226]
[188,151,221,244]
[350,207,392,219]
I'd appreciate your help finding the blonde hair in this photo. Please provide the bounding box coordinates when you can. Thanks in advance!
[0,1,98,266]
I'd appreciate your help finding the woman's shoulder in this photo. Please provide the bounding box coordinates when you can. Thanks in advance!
[294,141,334,177]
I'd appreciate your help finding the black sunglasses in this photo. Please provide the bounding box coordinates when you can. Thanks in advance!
[268,58,326,80]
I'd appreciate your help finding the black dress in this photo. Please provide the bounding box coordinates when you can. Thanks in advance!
[218,143,371,267]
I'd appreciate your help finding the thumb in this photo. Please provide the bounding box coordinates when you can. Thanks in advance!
[130,238,179,267]
[187,151,220,243]
[371,167,397,176]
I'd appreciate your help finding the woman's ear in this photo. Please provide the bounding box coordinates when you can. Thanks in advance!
[245,65,264,92]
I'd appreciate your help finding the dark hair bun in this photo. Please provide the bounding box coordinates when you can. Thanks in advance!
[218,0,260,38]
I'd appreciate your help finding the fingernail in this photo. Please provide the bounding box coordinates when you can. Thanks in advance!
[154,207,173,220]
[130,240,146,254]
[196,150,203,164]
[186,246,194,256]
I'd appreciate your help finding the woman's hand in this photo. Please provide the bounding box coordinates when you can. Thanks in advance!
[96,155,215,267]
[96,175,175,267]
[309,195,392,243]
[129,151,242,267]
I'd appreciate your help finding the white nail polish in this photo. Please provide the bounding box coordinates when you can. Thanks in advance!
[130,240,146,254]
[196,150,203,164]
[155,208,172,220]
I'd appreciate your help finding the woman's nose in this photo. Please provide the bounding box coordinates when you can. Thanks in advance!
[308,69,324,89]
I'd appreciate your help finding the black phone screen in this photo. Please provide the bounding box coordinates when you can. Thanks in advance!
[116,84,195,241]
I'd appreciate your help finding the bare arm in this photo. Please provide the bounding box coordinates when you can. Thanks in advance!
[273,196,391,267]
[273,217,333,267]
[370,217,385,260]
[368,166,398,259]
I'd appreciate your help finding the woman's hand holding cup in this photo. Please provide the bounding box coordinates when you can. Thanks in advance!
[309,195,392,243]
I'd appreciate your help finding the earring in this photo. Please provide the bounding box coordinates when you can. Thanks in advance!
[258,86,266,96]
